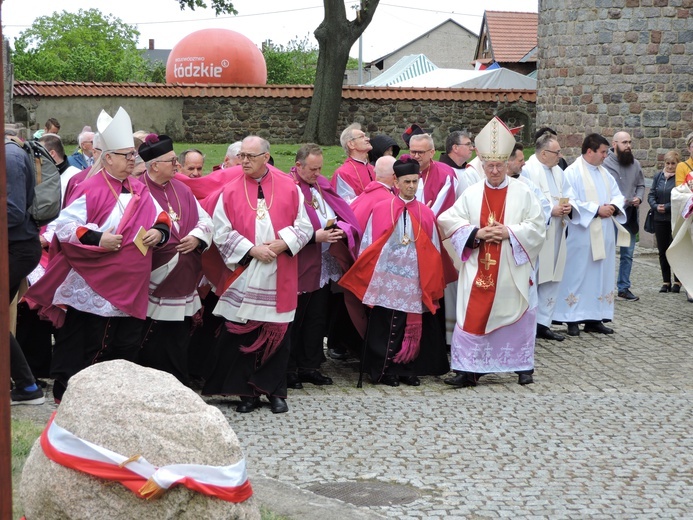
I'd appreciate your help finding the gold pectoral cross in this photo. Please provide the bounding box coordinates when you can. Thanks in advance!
[480,252,497,270]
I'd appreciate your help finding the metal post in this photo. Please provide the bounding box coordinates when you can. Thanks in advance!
[358,35,363,86]
[0,1,14,515]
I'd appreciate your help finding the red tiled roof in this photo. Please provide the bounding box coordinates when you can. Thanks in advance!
[485,11,538,63]
[13,81,535,102]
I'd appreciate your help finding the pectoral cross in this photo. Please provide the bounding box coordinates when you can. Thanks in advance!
[480,252,497,270]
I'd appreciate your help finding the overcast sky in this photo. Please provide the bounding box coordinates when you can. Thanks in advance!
[2,0,538,62]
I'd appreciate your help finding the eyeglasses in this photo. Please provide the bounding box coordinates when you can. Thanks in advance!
[457,141,474,148]
[484,164,505,173]
[153,157,179,166]
[237,152,267,161]
[409,149,433,156]
[349,134,369,141]
[544,149,562,156]
[110,151,137,160]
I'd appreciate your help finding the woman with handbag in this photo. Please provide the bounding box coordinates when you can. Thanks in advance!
[648,150,680,292]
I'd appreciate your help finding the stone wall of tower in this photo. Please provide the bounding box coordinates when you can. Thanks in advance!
[537,0,693,172]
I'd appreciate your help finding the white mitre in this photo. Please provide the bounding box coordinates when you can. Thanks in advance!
[97,107,134,151]
[474,116,516,162]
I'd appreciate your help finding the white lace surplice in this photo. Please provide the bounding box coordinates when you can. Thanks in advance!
[213,189,312,324]
[360,210,425,314]
[52,193,131,317]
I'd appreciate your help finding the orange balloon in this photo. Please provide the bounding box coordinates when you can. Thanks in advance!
[166,29,267,85]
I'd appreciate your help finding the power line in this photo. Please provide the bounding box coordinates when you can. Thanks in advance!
[2,5,324,29]
[377,3,483,17]
[4,3,485,30]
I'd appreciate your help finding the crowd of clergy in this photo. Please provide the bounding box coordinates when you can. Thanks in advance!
[12,107,693,414]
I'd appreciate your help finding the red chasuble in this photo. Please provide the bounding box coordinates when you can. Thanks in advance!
[463,185,507,335]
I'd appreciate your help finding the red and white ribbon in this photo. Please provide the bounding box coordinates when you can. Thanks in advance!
[40,412,253,502]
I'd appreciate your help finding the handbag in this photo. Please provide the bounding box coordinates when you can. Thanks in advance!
[644,208,655,234]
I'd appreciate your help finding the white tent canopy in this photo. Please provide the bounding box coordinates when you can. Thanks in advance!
[364,54,438,87]
[391,67,536,89]
[365,55,537,90]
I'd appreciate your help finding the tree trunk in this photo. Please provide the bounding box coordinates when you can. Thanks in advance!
[302,0,380,145]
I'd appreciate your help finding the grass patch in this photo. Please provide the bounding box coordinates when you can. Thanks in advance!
[11,419,43,519]
[261,507,292,520]
[176,142,348,178]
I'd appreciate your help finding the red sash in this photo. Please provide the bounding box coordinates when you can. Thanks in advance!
[463,185,507,334]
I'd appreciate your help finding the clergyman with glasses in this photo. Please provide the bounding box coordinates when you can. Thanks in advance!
[407,133,458,217]
[438,117,545,388]
[520,132,581,342]
[438,130,480,198]
[135,133,213,386]
[24,107,172,403]
[201,135,313,414]
[331,123,375,203]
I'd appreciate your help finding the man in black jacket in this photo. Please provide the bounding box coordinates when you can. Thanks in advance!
[6,138,45,405]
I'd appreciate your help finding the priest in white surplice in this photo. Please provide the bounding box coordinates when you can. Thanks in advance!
[438,117,546,388]
[665,178,693,297]
[552,134,629,337]
[521,133,581,342]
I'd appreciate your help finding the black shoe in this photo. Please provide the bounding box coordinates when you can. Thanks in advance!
[518,373,534,385]
[566,323,580,337]
[583,322,614,334]
[327,348,349,360]
[536,325,565,342]
[299,370,333,386]
[444,373,476,387]
[269,396,289,414]
[10,387,45,406]
[379,374,400,387]
[236,396,259,413]
[399,375,420,386]
[660,284,671,293]
[672,283,682,294]
[617,289,639,301]
[286,372,303,390]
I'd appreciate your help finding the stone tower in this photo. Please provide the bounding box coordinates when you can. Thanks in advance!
[537,0,693,172]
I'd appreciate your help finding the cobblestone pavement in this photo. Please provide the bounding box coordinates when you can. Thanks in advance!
[12,251,693,518]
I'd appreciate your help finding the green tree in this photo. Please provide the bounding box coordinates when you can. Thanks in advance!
[262,37,319,85]
[177,0,237,15]
[13,9,154,82]
[303,0,380,145]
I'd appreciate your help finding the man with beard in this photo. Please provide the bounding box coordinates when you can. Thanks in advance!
[602,131,645,302]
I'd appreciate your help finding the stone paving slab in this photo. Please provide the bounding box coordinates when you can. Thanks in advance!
[12,252,693,518]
